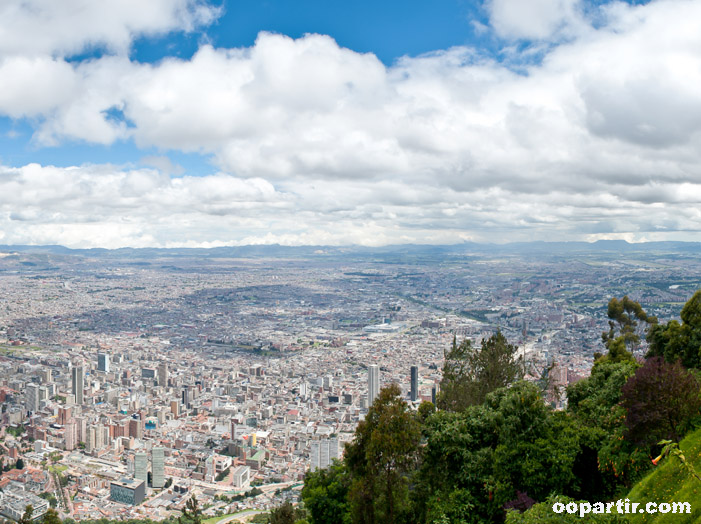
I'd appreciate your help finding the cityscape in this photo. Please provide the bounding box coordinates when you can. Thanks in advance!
[2,0,701,521]
[1,243,700,521]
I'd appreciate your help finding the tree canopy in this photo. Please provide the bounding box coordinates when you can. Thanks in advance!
[345,383,421,524]
[621,356,701,446]
[438,332,524,411]
[647,289,701,368]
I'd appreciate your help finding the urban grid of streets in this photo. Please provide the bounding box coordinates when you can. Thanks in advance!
[1,244,700,521]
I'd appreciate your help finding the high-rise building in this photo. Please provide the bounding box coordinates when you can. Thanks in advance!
[329,438,340,463]
[320,440,330,469]
[368,365,380,407]
[65,420,77,451]
[95,424,106,449]
[86,426,96,452]
[157,362,168,388]
[25,383,39,412]
[38,385,49,408]
[71,365,84,405]
[410,365,419,402]
[75,416,87,444]
[58,406,72,425]
[152,447,165,488]
[98,353,110,373]
[41,369,52,383]
[310,441,320,471]
[128,418,143,440]
[134,452,148,483]
[310,438,340,471]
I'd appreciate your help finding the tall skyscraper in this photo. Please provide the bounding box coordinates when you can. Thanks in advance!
[152,447,165,488]
[410,365,419,402]
[329,438,340,463]
[65,420,77,451]
[157,361,168,387]
[134,452,148,483]
[310,441,320,471]
[86,426,96,452]
[320,440,330,469]
[368,365,380,407]
[98,352,110,373]
[38,385,49,407]
[25,383,39,412]
[72,365,84,405]
[310,438,340,471]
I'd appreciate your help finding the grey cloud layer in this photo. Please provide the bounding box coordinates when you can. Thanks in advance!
[1,0,701,247]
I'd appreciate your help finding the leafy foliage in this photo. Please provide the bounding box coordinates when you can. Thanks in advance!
[627,427,701,524]
[621,356,701,446]
[438,332,524,411]
[42,508,62,524]
[416,381,584,523]
[18,506,34,524]
[567,360,647,495]
[178,498,202,524]
[597,296,655,366]
[301,460,351,524]
[647,290,701,368]
[506,496,628,523]
[266,501,306,524]
[345,383,421,524]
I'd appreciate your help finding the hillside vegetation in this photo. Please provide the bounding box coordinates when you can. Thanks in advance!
[626,427,701,524]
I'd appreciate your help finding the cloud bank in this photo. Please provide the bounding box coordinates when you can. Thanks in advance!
[1,0,701,247]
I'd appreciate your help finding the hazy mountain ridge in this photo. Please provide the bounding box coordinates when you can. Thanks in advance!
[1,240,701,260]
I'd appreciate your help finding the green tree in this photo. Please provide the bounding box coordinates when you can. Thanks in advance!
[621,356,701,446]
[179,498,202,524]
[416,382,582,523]
[566,360,645,498]
[648,289,701,368]
[345,383,421,524]
[267,502,295,524]
[42,508,62,524]
[506,496,628,523]
[567,360,638,427]
[38,492,58,509]
[16,457,25,470]
[438,332,524,411]
[301,460,351,524]
[18,506,34,524]
[597,296,655,366]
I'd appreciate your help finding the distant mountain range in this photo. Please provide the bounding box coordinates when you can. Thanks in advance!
[1,240,701,259]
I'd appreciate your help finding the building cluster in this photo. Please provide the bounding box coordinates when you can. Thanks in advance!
[1,248,700,519]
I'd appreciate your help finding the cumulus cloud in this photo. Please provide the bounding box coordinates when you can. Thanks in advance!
[0,0,220,57]
[1,0,701,247]
[486,0,585,40]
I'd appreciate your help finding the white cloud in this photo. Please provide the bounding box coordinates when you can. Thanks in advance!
[2,0,701,246]
[0,0,220,57]
[486,0,585,40]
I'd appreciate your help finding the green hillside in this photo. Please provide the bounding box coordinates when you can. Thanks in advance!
[626,428,701,524]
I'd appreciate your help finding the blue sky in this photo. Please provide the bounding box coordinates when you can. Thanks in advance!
[1,0,492,172]
[134,0,489,65]
[0,0,699,248]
